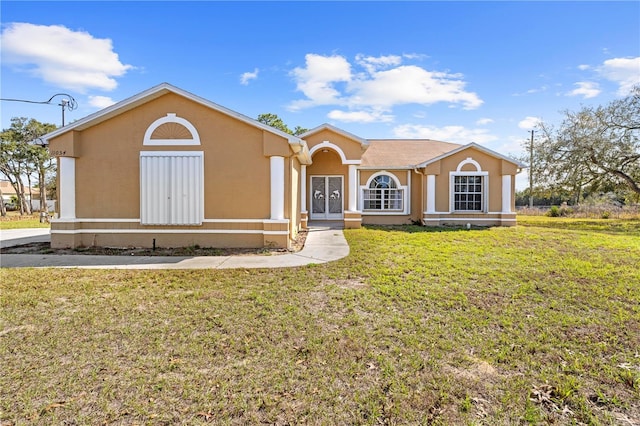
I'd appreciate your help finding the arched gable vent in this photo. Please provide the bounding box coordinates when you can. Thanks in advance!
[143,113,200,146]
[456,157,482,172]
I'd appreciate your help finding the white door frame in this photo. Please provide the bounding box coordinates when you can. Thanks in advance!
[310,175,344,220]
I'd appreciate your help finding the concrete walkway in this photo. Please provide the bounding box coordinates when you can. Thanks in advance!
[0,223,349,269]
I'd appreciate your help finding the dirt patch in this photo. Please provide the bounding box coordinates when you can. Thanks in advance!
[1,230,307,257]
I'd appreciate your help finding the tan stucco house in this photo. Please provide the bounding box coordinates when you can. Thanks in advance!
[44,83,524,249]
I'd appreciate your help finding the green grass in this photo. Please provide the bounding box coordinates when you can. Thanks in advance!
[0,213,50,230]
[1,218,639,424]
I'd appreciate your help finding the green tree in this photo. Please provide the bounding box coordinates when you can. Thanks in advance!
[0,117,57,216]
[531,86,640,204]
[257,113,308,136]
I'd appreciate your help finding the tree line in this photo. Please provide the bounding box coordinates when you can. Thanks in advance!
[0,117,57,217]
[524,86,639,206]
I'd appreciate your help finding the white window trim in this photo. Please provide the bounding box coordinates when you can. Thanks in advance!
[359,171,409,215]
[449,171,489,213]
[143,113,201,146]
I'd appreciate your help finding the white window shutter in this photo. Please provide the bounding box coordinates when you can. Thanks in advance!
[140,152,203,225]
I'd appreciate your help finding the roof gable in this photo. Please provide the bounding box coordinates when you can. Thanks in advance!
[416,142,526,168]
[42,83,305,146]
[300,123,368,148]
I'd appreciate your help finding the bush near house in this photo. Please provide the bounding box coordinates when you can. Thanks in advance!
[1,217,638,425]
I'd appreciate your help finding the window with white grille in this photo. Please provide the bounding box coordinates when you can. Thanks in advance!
[363,174,404,211]
[140,151,204,225]
[453,175,483,211]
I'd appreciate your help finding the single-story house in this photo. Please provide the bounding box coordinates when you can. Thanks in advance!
[0,180,41,210]
[43,83,525,249]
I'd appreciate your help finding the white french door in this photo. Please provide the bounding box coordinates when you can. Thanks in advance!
[310,176,343,220]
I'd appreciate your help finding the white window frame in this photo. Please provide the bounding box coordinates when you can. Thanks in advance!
[449,172,489,213]
[359,171,409,215]
[140,151,204,225]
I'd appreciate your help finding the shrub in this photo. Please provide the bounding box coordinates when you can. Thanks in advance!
[547,206,560,217]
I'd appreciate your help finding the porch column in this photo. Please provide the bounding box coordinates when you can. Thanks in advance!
[270,156,285,220]
[348,164,357,211]
[59,157,76,219]
[300,165,307,213]
[426,174,436,213]
[502,174,512,213]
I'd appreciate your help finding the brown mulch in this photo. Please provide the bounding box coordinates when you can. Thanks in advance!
[1,230,308,257]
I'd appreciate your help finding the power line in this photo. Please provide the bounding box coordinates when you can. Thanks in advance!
[0,93,78,126]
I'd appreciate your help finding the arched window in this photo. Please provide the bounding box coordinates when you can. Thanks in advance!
[363,174,403,211]
[143,113,200,146]
[450,157,488,212]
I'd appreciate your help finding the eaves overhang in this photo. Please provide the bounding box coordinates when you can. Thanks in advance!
[415,142,526,169]
[299,123,369,150]
[41,83,309,152]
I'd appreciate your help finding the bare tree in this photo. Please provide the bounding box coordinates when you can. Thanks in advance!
[533,86,640,203]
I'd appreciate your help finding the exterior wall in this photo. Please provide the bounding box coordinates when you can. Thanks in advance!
[359,169,415,226]
[421,213,517,227]
[302,127,364,227]
[410,171,424,222]
[305,150,349,214]
[304,129,364,160]
[49,92,296,249]
[422,146,518,227]
[289,157,301,238]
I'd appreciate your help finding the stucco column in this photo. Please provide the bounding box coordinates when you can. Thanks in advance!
[59,157,76,219]
[300,165,307,213]
[502,174,512,213]
[270,156,285,220]
[348,164,358,211]
[426,174,436,213]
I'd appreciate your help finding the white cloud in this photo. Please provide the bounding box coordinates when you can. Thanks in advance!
[476,118,494,125]
[402,53,428,61]
[240,68,259,85]
[355,54,402,74]
[327,109,394,123]
[567,81,601,99]
[577,64,591,71]
[392,124,497,144]
[599,56,640,95]
[350,65,483,110]
[288,53,483,114]
[0,22,132,92]
[88,95,116,109]
[289,54,352,110]
[518,116,542,130]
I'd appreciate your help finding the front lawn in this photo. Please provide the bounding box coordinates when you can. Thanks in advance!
[0,212,50,230]
[1,218,638,424]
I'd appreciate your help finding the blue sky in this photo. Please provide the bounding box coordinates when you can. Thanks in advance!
[2,1,639,188]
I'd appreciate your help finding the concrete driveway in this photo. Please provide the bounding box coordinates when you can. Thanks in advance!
[0,228,51,249]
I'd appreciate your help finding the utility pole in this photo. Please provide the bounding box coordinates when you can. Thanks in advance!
[59,98,69,126]
[0,93,77,127]
[529,130,534,208]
